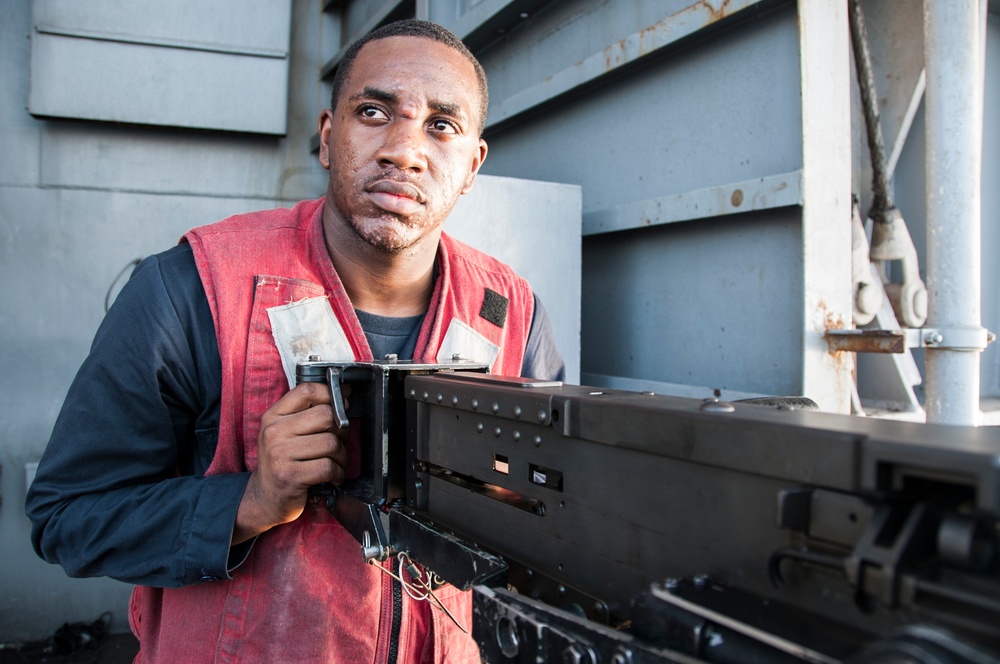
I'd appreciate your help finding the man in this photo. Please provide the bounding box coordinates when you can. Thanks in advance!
[27,19,564,663]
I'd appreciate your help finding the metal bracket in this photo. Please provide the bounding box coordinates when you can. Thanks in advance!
[825,327,995,354]
[917,327,995,351]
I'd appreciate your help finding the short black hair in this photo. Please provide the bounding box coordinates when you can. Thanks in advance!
[329,19,489,135]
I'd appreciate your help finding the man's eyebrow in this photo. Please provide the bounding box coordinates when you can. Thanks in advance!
[429,100,464,119]
[350,87,398,104]
[350,86,468,122]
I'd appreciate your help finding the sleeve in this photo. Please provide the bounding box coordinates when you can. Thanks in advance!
[25,244,252,588]
[521,295,567,382]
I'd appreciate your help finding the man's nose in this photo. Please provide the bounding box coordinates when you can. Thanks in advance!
[376,119,428,172]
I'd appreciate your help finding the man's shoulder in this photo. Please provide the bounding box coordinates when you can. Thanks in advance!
[187,198,324,240]
[439,232,528,284]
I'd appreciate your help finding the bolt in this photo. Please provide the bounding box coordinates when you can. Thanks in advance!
[384,353,398,363]
[699,398,735,413]
[513,405,522,418]
[436,393,443,403]
[925,332,944,345]
[451,395,459,406]
[492,402,500,414]
[494,426,502,438]
[472,399,479,410]
[476,423,484,433]
[611,649,634,664]
[513,431,521,442]
[533,435,542,447]
[308,355,321,361]
[537,409,548,423]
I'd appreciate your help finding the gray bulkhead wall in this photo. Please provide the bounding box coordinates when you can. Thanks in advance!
[0,0,330,640]
[475,1,816,399]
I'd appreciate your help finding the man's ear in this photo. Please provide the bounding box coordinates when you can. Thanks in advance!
[461,138,488,195]
[317,109,334,170]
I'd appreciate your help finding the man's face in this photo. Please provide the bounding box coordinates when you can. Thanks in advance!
[319,36,488,254]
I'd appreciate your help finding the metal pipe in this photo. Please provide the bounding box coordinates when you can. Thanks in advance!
[923,0,986,425]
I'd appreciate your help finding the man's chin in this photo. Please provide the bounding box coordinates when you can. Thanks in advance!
[351,221,421,254]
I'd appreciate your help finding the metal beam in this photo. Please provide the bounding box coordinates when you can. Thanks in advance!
[485,0,776,129]
[923,0,988,425]
[581,171,803,236]
[798,0,854,413]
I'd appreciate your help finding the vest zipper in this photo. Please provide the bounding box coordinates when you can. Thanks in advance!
[388,577,402,664]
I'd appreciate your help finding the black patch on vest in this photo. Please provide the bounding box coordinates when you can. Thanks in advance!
[480,288,509,328]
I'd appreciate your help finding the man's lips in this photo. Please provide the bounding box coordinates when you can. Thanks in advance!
[366,180,425,203]
[365,180,425,215]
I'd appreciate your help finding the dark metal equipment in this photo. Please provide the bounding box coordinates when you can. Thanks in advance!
[299,361,1000,663]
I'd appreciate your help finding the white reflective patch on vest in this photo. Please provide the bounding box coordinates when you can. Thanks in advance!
[436,319,499,369]
[268,296,354,388]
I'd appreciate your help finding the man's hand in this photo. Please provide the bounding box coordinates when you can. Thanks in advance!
[233,382,350,544]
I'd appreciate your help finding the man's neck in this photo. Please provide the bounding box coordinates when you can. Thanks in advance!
[323,212,439,317]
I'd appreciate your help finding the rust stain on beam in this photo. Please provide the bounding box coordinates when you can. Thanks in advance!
[825,329,907,354]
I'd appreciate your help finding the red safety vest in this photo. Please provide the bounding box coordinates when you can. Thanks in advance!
[127,198,533,663]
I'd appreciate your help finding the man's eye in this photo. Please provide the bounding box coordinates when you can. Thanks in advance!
[430,119,458,134]
[360,106,388,120]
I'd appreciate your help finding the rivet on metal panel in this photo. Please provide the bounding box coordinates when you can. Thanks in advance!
[513,431,521,442]
[451,395,459,406]
[409,389,416,398]
[436,393,443,403]
[731,189,744,207]
[472,399,480,410]
[513,405,522,418]
[492,402,500,414]
[537,409,548,423]
[422,391,429,401]
[494,426,502,438]
[477,423,484,433]
[699,398,735,413]
[533,435,542,447]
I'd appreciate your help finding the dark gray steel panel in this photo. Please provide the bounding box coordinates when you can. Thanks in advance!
[477,4,806,398]
[33,0,291,54]
[580,210,803,396]
[29,33,290,134]
[29,1,292,134]
[480,4,802,214]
